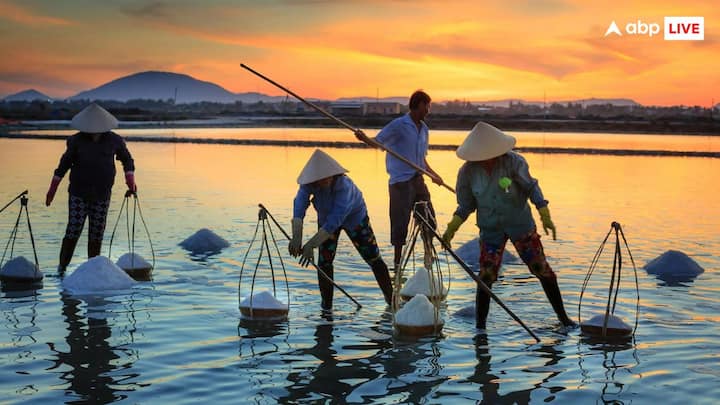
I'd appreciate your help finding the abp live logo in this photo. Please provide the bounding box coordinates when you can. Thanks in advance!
[604,17,704,40]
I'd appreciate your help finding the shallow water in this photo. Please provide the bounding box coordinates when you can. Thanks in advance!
[1,131,719,404]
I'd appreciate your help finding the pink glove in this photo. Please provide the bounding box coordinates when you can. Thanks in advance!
[125,171,137,193]
[46,175,61,206]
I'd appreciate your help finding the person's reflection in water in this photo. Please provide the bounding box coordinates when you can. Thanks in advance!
[47,294,141,403]
[280,311,388,403]
[469,335,567,404]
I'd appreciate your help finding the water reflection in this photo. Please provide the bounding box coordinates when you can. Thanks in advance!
[280,312,390,403]
[578,337,640,404]
[468,336,568,404]
[47,294,144,404]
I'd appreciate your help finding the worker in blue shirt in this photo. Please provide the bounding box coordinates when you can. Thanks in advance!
[290,149,393,309]
[355,90,444,270]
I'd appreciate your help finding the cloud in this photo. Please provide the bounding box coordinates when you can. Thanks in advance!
[0,0,73,26]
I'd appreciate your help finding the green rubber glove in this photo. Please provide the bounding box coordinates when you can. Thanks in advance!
[289,218,303,257]
[538,206,556,240]
[299,228,331,267]
[441,215,465,246]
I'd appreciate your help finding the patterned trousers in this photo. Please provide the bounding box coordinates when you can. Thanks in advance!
[64,195,110,241]
[478,229,557,284]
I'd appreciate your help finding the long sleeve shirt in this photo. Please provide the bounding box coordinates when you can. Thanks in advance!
[453,151,547,242]
[292,175,368,234]
[374,113,429,184]
[53,132,135,201]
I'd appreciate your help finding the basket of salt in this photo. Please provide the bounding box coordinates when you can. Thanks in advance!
[394,294,443,337]
[0,256,43,284]
[580,313,633,337]
[116,253,153,281]
[399,267,447,302]
[239,290,289,320]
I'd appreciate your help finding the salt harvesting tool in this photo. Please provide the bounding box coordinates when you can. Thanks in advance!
[240,63,455,194]
[578,222,640,339]
[0,190,42,283]
[392,202,449,337]
[258,204,363,310]
[108,190,155,280]
[239,205,292,320]
[415,214,541,343]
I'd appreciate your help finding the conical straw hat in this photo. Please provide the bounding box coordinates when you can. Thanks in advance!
[297,149,349,185]
[71,103,118,133]
[456,121,516,161]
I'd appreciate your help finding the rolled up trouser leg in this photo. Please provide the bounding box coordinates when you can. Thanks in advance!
[475,238,505,329]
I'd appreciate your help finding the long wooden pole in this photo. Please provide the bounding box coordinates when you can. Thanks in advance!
[0,190,28,214]
[259,204,362,309]
[240,63,455,193]
[416,215,541,342]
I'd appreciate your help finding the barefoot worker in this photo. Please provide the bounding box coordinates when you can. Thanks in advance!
[355,90,444,270]
[290,149,393,309]
[441,122,574,329]
[45,103,137,273]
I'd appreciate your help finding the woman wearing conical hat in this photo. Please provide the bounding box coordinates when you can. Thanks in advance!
[290,149,393,309]
[45,103,136,273]
[441,122,574,330]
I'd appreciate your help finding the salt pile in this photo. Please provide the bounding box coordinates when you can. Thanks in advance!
[400,267,446,299]
[644,250,704,283]
[116,253,152,270]
[581,313,632,337]
[240,291,288,310]
[456,238,519,270]
[0,256,43,282]
[179,228,230,254]
[395,294,440,327]
[239,290,288,320]
[62,256,136,294]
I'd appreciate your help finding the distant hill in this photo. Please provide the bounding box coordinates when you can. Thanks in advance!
[473,98,640,108]
[336,96,408,104]
[2,89,54,102]
[70,71,240,103]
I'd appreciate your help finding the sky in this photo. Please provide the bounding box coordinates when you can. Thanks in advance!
[0,0,718,106]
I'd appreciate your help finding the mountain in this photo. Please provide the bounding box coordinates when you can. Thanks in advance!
[336,96,408,104]
[70,71,241,103]
[235,92,289,103]
[2,89,54,102]
[473,98,640,108]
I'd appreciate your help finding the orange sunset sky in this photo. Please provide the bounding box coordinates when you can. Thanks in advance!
[0,0,717,106]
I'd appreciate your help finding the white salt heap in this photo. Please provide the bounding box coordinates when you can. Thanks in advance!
[400,267,446,297]
[116,253,152,270]
[0,256,43,281]
[179,228,230,254]
[240,290,288,309]
[395,294,440,326]
[644,250,704,282]
[456,237,519,270]
[583,313,632,330]
[63,256,136,294]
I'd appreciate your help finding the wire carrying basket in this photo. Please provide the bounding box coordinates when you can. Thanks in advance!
[0,191,43,285]
[108,191,155,281]
[579,222,640,339]
[238,205,290,321]
[392,201,448,337]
